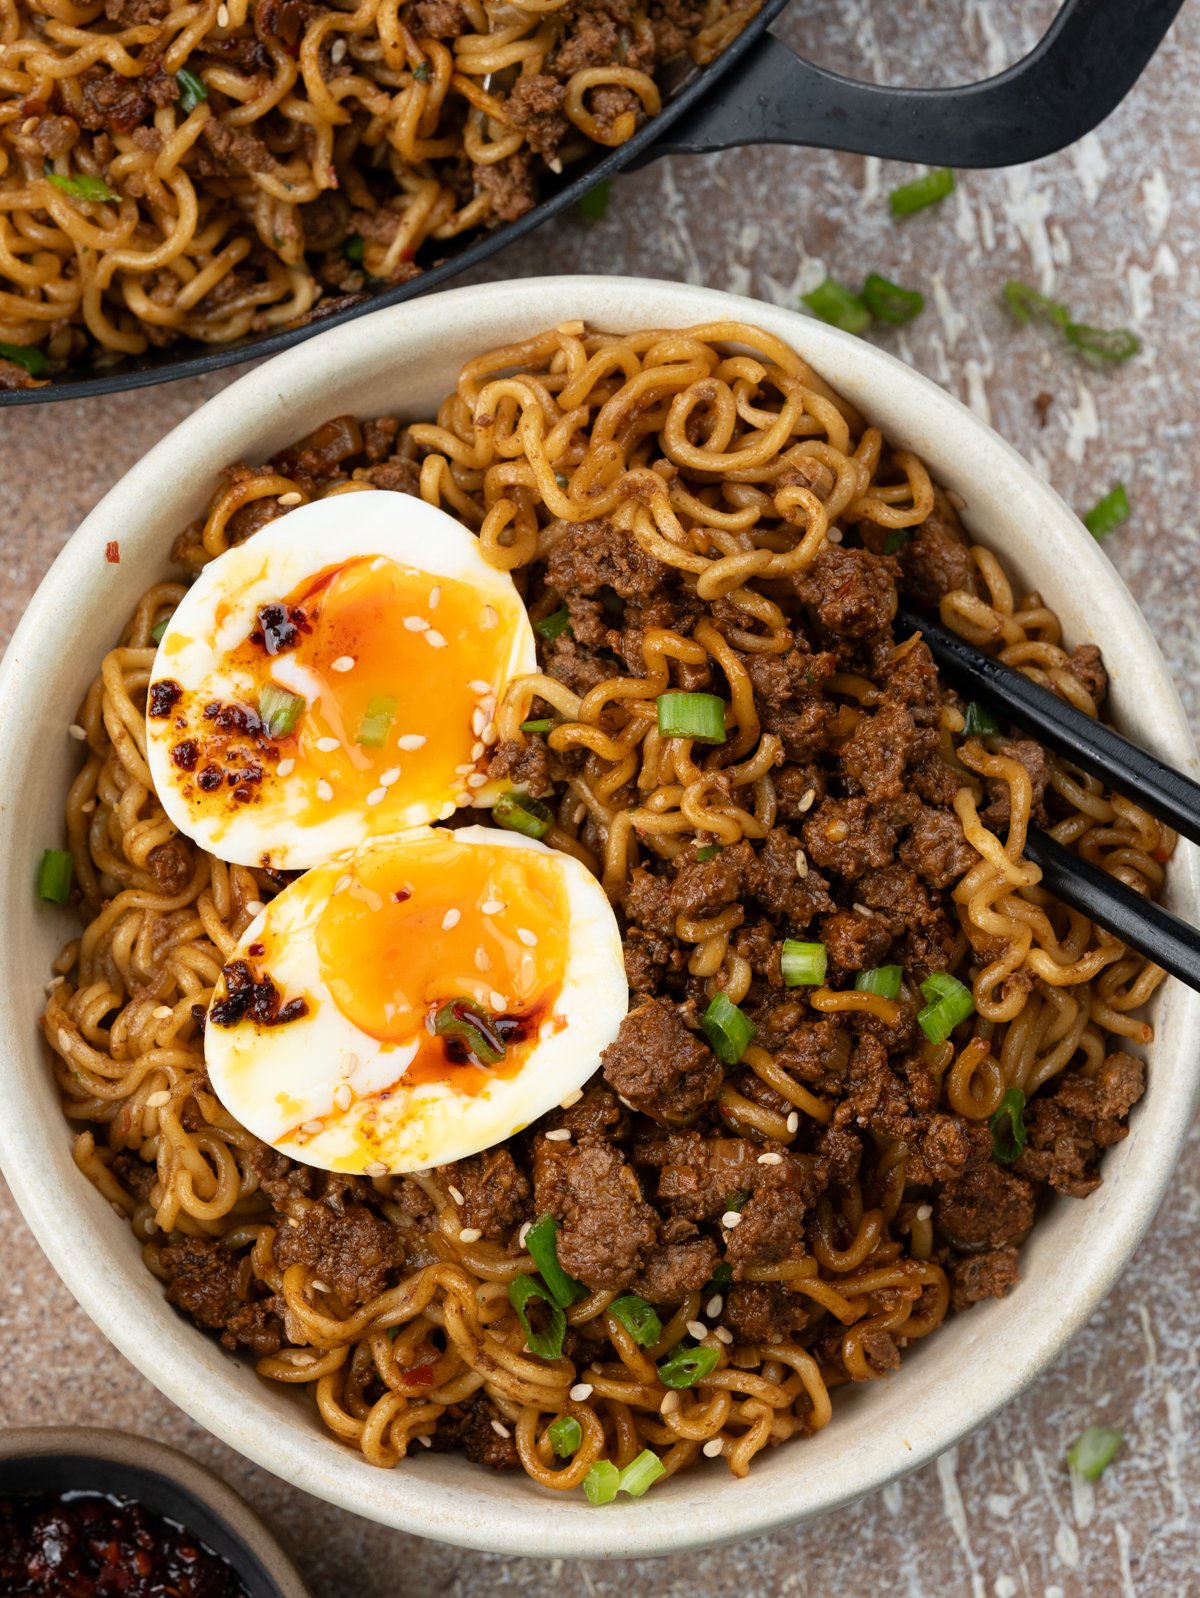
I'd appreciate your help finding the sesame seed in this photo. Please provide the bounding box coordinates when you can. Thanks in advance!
[317,779,334,801]
[852,902,874,919]
[465,773,486,789]
[330,36,346,62]
[367,787,386,805]
[660,1390,680,1415]
[424,630,447,649]
[397,734,426,752]
[517,928,538,947]
[472,709,486,736]
[794,849,808,878]
[786,1111,800,1133]
[916,1203,933,1221]
[365,1161,388,1177]
[448,1185,465,1205]
[301,1120,322,1134]
[416,1434,432,1448]
[469,679,491,694]
[702,1438,725,1458]
[334,875,352,893]
[482,607,498,629]
[544,1128,572,1143]
[331,656,355,672]
[471,742,485,760]
[489,990,507,1011]
[573,803,586,825]
[68,723,87,741]
[334,1083,353,1111]
[44,976,65,994]
[569,1383,593,1401]
[474,947,490,970]
[706,1294,723,1318]
[559,1088,583,1108]
[379,767,401,787]
[442,908,461,930]
[316,736,339,752]
[455,763,475,775]
[278,491,303,506]
[404,615,430,632]
[518,1221,532,1247]
[429,586,441,607]
[490,1420,511,1439]
[482,722,496,744]
[714,1326,733,1344]
[757,1151,783,1166]
[826,527,843,544]
[56,1028,72,1053]
[721,1210,743,1229]
[152,1004,172,1019]
[480,899,504,915]
[21,116,38,134]
[216,1,229,22]
[798,788,816,813]
[454,791,471,806]
[311,1279,331,1293]
[458,1226,482,1243]
[276,758,295,776]
[81,800,96,814]
[686,1320,707,1341]
[145,1090,171,1108]
[245,900,265,916]
[339,1050,358,1076]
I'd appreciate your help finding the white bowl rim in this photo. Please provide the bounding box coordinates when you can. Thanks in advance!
[1,275,1197,1560]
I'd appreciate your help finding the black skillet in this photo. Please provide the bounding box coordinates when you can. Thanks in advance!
[4,0,1184,406]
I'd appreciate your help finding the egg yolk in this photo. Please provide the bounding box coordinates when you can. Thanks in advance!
[312,835,570,1095]
[160,554,520,835]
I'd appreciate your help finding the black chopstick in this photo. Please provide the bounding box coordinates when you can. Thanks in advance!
[1023,827,1200,991]
[897,604,1200,850]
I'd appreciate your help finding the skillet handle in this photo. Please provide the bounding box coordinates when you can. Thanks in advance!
[639,0,1184,167]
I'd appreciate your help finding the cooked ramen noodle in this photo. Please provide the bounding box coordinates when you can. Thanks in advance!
[43,320,1169,1489]
[0,0,755,382]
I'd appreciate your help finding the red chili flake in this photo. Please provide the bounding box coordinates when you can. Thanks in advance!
[403,1363,437,1387]
[105,539,120,563]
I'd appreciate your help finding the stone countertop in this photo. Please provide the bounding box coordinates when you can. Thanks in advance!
[2,3,1198,1594]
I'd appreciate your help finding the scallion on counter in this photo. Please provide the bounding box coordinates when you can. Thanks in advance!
[1083,483,1131,539]
[801,277,871,335]
[890,168,955,216]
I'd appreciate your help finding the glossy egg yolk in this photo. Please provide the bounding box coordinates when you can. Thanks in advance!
[309,833,570,1096]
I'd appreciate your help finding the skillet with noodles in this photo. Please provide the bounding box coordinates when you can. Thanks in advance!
[42,320,1168,1490]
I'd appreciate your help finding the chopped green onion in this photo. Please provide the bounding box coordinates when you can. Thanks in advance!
[709,1261,733,1287]
[412,60,431,81]
[1065,323,1139,363]
[700,992,754,1065]
[175,66,208,113]
[882,530,908,555]
[355,692,397,747]
[695,843,722,862]
[520,718,553,733]
[508,1274,566,1361]
[150,616,171,645]
[656,692,727,745]
[724,1189,749,1213]
[990,1087,1027,1165]
[801,277,871,335]
[916,971,975,1044]
[583,1460,620,1505]
[862,273,925,324]
[658,1342,720,1390]
[1083,483,1131,540]
[0,340,50,376]
[535,606,572,641]
[344,233,365,264]
[554,472,570,490]
[855,965,902,999]
[547,1416,582,1457]
[962,701,999,736]
[257,684,305,739]
[1067,1425,1122,1481]
[36,848,73,904]
[577,179,611,223]
[608,1294,662,1347]
[618,1449,665,1498]
[433,998,506,1066]
[46,168,118,203]
[781,939,827,987]
[890,168,955,216]
[493,790,553,840]
[1003,281,1069,327]
[524,1214,584,1308]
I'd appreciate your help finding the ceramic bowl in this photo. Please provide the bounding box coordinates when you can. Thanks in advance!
[0,1426,310,1596]
[0,277,1196,1559]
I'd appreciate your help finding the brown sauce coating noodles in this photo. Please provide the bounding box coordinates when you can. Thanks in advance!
[42,321,1169,1486]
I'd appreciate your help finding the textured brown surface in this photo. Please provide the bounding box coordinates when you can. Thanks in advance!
[2,3,1198,1594]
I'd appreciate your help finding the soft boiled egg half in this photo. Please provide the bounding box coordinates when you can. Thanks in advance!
[203,827,628,1174]
[145,491,536,869]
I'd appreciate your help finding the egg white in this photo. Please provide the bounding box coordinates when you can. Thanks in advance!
[203,827,629,1174]
[145,492,536,869]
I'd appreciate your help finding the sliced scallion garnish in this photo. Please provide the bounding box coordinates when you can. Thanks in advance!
[962,701,999,736]
[356,693,397,747]
[150,616,171,645]
[344,234,365,264]
[781,939,827,987]
[520,718,553,733]
[854,965,903,999]
[656,692,727,744]
[535,607,572,641]
[45,166,118,202]
[1067,1425,1122,1481]
[433,998,506,1065]
[862,273,925,324]
[694,843,722,862]
[493,790,553,840]
[608,1294,662,1348]
[890,168,955,216]
[658,1342,720,1390]
[36,848,73,904]
[583,1459,620,1505]
[176,66,208,113]
[700,992,754,1065]
[258,683,305,739]
[508,1274,566,1361]
[989,1087,1027,1164]
[0,340,50,376]
[1083,483,1131,539]
[618,1449,665,1498]
[882,529,908,554]
[547,1416,582,1457]
[524,1214,584,1308]
[802,277,871,335]
[916,971,975,1045]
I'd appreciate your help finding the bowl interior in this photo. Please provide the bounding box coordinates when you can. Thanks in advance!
[1,277,1197,1559]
